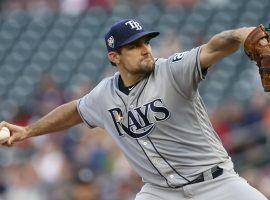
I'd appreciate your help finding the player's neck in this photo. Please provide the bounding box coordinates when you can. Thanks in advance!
[118,71,145,87]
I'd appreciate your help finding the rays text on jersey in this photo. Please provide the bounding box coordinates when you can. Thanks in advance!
[108,99,170,139]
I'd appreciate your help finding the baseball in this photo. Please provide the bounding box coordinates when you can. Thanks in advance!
[0,127,10,143]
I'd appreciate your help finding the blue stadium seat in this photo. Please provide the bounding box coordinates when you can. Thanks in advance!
[111,4,135,18]
[137,4,161,28]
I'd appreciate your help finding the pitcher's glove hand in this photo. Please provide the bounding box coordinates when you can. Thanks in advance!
[244,24,270,92]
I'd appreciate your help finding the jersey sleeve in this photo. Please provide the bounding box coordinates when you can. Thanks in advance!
[167,46,206,98]
[76,82,105,128]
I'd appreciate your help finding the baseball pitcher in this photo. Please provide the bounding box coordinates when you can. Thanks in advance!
[0,19,268,200]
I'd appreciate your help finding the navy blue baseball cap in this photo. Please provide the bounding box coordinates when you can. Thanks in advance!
[105,19,160,52]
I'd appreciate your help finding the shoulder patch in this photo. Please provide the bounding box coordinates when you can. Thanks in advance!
[171,52,186,63]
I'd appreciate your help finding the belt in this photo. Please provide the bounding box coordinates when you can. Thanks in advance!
[182,166,223,187]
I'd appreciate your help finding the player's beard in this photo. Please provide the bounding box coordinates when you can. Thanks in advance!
[120,54,155,80]
[132,55,155,75]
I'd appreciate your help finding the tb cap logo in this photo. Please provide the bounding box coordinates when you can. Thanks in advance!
[125,20,142,31]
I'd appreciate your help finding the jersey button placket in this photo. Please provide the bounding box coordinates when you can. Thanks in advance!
[169,174,174,179]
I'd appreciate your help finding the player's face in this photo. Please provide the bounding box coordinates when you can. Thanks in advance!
[118,36,155,75]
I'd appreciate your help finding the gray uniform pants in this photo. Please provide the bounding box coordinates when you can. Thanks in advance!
[135,169,268,200]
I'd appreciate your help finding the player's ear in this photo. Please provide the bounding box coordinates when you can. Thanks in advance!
[108,52,120,66]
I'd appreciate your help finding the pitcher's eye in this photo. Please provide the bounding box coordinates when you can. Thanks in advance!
[127,43,139,49]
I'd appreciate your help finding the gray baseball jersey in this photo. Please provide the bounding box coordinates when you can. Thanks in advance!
[77,46,233,188]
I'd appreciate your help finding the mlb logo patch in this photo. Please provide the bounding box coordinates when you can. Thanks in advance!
[107,36,114,48]
[171,52,186,63]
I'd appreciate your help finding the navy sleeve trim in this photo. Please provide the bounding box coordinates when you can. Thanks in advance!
[196,47,207,81]
[77,99,95,128]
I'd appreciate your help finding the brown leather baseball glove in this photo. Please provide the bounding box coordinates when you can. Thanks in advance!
[244,24,270,92]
